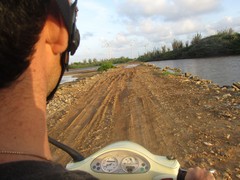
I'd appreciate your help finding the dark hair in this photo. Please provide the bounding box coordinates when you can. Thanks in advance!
[0,0,51,88]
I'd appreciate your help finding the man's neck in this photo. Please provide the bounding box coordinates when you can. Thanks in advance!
[0,68,52,163]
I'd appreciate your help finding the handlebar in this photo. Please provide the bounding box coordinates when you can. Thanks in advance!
[177,169,187,180]
[49,139,214,180]
[48,136,84,162]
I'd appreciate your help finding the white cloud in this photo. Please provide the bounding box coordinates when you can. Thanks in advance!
[202,16,240,36]
[122,17,204,43]
[115,34,130,46]
[114,0,228,46]
[217,16,240,28]
[177,0,221,13]
[117,0,221,21]
[173,19,203,35]
[73,0,240,61]
[100,33,132,49]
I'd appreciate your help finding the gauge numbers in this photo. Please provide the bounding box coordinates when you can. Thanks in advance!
[121,156,139,173]
[101,157,118,173]
[91,151,150,174]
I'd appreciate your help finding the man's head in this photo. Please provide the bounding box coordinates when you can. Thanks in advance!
[0,0,79,96]
[47,0,80,100]
[0,1,50,88]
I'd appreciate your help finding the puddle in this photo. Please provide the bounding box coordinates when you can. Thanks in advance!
[60,75,78,84]
[124,64,140,69]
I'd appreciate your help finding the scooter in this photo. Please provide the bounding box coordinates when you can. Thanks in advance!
[49,137,189,180]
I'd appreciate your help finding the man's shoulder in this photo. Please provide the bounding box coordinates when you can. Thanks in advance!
[0,160,98,180]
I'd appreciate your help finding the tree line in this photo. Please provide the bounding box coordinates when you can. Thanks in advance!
[69,28,240,68]
[69,56,132,69]
[138,28,240,62]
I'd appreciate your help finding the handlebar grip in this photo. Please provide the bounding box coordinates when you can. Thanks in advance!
[177,169,187,180]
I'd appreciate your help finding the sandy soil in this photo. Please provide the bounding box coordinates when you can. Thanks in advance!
[47,63,240,179]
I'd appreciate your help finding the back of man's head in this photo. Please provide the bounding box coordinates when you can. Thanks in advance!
[0,0,51,88]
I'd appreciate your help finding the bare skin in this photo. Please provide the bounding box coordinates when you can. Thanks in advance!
[186,167,215,180]
[0,0,220,179]
[0,6,68,163]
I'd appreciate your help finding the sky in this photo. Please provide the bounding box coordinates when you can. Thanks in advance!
[70,0,240,63]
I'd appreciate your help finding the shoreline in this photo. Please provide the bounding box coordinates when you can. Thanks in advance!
[47,64,240,179]
[152,64,240,91]
[63,62,240,91]
[149,56,240,87]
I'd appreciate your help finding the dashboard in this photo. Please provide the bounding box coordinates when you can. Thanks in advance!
[90,150,150,174]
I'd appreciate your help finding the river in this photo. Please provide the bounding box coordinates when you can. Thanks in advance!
[150,56,240,86]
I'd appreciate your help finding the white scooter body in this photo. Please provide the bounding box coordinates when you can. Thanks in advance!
[66,141,180,180]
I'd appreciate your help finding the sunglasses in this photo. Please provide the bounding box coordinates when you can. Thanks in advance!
[56,0,80,66]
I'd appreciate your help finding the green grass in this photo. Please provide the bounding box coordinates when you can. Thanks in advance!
[162,71,175,76]
[68,57,133,69]
[161,71,177,76]
[97,62,115,72]
[153,70,178,77]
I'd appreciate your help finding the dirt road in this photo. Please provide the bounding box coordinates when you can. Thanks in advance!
[47,63,240,179]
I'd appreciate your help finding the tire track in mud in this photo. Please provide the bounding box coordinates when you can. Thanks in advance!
[50,67,186,163]
[128,69,179,157]
[50,70,133,162]
[48,65,240,179]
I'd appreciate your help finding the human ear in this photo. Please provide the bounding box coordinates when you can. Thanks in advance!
[44,14,68,54]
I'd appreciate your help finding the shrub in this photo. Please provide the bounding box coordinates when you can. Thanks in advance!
[191,33,202,45]
[97,62,115,71]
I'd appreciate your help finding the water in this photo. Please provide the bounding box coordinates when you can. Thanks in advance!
[125,64,140,69]
[60,67,98,84]
[60,75,78,84]
[150,56,240,86]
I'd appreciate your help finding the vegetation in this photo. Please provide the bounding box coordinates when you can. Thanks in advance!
[191,33,202,45]
[172,39,183,50]
[137,28,240,62]
[69,28,240,67]
[161,70,177,76]
[97,62,115,71]
[69,57,133,69]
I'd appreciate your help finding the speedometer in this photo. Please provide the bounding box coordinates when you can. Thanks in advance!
[101,157,118,173]
[121,156,139,173]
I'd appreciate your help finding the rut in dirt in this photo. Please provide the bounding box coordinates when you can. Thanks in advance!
[47,65,240,179]
[49,67,182,162]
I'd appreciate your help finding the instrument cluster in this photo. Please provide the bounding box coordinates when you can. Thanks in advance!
[90,150,150,174]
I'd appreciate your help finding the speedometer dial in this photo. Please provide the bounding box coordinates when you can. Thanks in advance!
[101,157,118,173]
[121,156,139,173]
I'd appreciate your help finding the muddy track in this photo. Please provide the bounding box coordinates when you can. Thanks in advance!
[47,64,240,179]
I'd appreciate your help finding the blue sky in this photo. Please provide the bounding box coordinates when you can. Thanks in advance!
[70,0,240,63]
